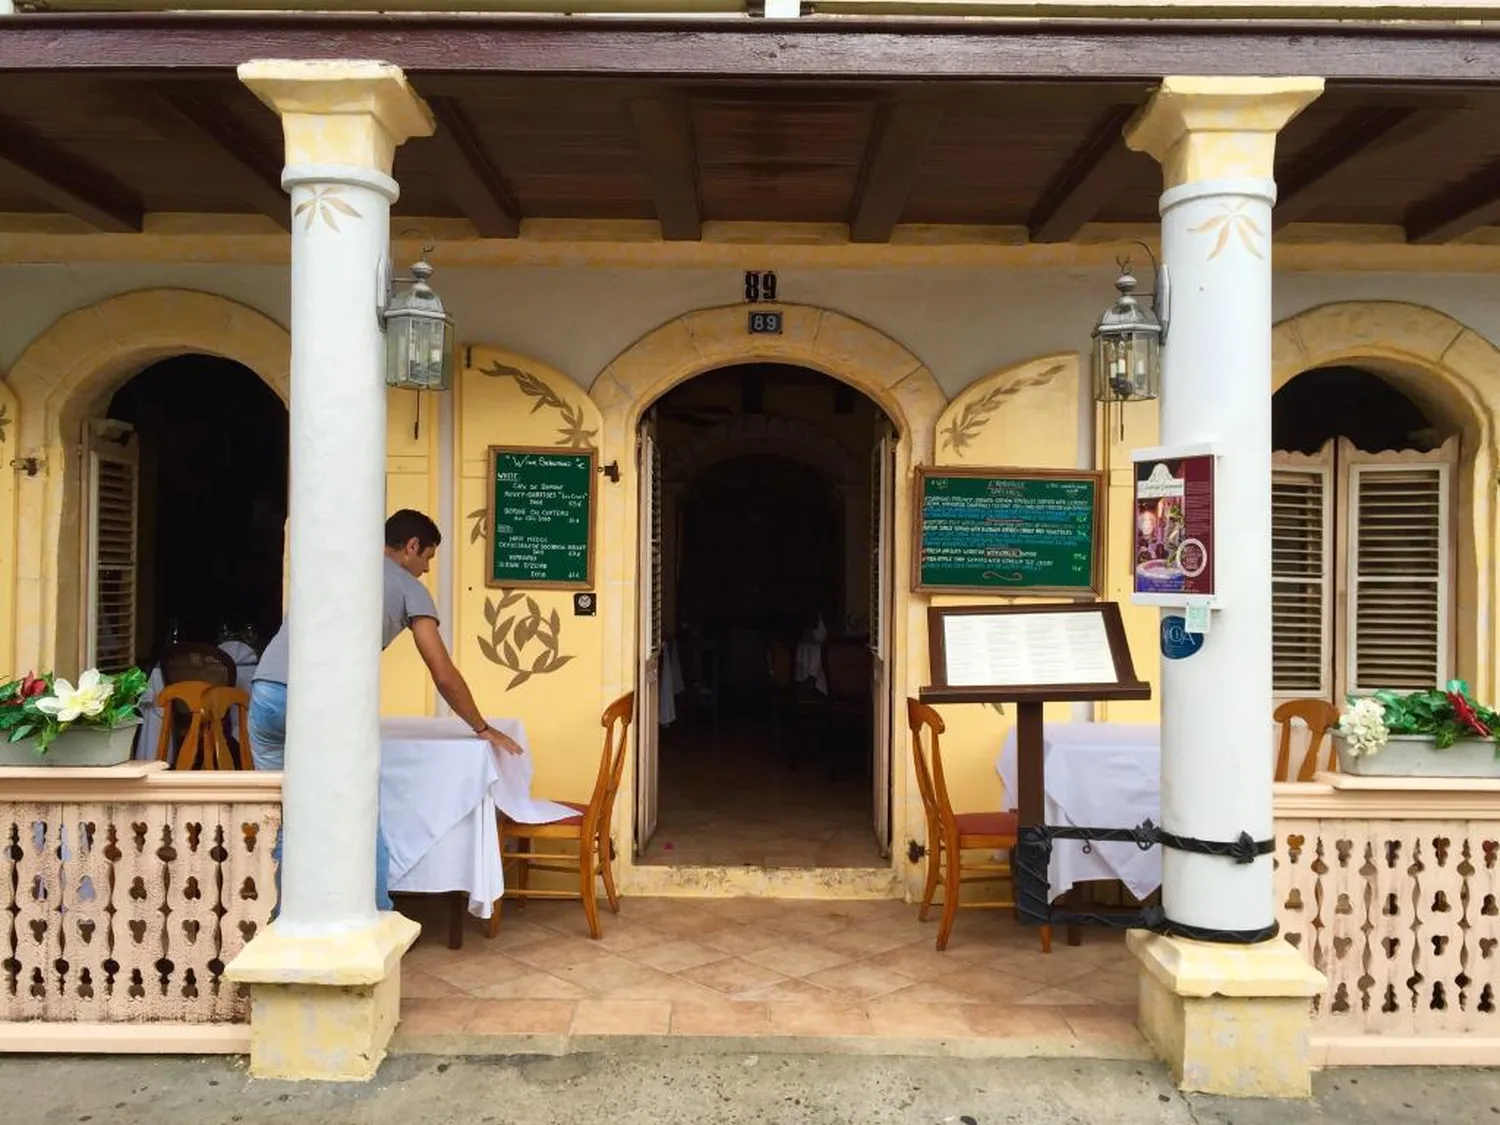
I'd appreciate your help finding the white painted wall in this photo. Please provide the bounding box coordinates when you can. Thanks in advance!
[5,263,1500,402]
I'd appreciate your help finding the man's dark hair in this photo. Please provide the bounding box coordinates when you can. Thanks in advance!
[385,509,442,552]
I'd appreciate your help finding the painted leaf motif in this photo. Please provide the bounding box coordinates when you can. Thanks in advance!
[549,609,561,635]
[493,618,514,648]
[526,597,541,621]
[502,641,519,667]
[507,671,532,690]
[546,655,575,674]
[515,617,536,648]
[532,651,551,672]
[500,591,526,610]
[483,600,500,627]
[323,193,361,219]
[477,637,500,664]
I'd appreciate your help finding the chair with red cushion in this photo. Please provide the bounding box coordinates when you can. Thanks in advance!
[907,698,1049,953]
[489,692,634,940]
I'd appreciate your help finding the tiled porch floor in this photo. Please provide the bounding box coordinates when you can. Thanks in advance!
[392,895,1146,1058]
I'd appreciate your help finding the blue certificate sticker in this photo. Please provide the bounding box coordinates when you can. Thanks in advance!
[1161,614,1205,661]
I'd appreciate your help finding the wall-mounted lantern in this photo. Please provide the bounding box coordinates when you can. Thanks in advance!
[1091,247,1169,406]
[380,251,455,393]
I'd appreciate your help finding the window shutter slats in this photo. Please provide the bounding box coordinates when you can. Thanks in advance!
[87,439,139,675]
[1272,459,1333,698]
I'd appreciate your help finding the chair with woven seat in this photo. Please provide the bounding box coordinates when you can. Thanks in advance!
[154,680,212,770]
[488,691,634,940]
[202,685,253,771]
[1274,698,1341,782]
[907,698,1051,953]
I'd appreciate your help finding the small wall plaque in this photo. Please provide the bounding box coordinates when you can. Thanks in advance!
[574,592,597,617]
[748,310,783,335]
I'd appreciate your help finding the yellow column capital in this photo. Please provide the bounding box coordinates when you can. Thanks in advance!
[1125,76,1324,189]
[238,59,434,175]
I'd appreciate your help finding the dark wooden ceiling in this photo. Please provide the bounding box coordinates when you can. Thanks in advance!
[6,71,1500,244]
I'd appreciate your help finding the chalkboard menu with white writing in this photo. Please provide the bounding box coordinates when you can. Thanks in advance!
[913,467,1102,597]
[487,446,596,589]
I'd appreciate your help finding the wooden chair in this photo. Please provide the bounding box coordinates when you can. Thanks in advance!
[907,698,1052,953]
[203,685,252,771]
[488,692,635,940]
[1274,698,1342,782]
[159,642,237,689]
[154,681,212,770]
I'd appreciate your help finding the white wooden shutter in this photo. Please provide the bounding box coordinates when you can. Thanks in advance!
[1342,437,1455,694]
[1272,446,1334,698]
[85,424,139,673]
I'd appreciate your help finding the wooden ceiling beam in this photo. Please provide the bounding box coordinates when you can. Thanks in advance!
[1273,106,1444,229]
[1405,156,1500,243]
[849,100,943,244]
[139,87,290,229]
[426,96,521,239]
[1027,104,1139,244]
[628,96,701,241]
[0,117,141,232]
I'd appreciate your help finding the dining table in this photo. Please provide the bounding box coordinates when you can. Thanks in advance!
[996,722,1162,902]
[378,715,576,924]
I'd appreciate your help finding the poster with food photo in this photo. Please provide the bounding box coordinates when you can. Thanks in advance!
[1132,452,1215,600]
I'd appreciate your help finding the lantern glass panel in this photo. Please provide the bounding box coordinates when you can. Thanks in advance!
[386,313,454,391]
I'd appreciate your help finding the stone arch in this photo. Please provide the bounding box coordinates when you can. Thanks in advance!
[1272,300,1500,700]
[4,289,290,672]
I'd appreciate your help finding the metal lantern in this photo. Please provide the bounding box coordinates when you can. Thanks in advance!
[1091,256,1166,405]
[382,254,454,392]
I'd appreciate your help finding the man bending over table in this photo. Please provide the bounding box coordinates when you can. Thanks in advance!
[248,508,522,910]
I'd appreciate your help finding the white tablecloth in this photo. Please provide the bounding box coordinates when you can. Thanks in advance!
[379,716,576,919]
[997,723,1161,900]
[133,640,260,762]
[659,640,685,727]
[794,641,828,694]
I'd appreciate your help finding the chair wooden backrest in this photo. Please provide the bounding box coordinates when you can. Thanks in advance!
[1274,698,1342,782]
[203,685,252,771]
[825,639,871,702]
[160,642,237,689]
[906,698,956,843]
[155,680,211,769]
[584,692,635,847]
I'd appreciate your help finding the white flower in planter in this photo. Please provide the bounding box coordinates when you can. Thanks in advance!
[1338,697,1390,758]
[35,669,114,724]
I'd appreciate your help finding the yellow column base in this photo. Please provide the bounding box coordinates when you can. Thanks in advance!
[226,911,420,1081]
[1128,929,1326,1098]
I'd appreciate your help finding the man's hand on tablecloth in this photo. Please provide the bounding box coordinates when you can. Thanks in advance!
[479,725,524,756]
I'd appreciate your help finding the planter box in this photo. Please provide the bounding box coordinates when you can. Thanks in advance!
[0,720,141,767]
[1334,732,1500,778]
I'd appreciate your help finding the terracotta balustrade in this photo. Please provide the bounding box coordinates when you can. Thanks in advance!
[1275,773,1500,1066]
[0,762,280,1053]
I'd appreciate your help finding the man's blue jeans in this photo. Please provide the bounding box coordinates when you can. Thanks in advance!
[248,680,392,913]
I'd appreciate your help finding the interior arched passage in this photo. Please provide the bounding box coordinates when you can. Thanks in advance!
[4,289,289,673]
[1272,302,1499,700]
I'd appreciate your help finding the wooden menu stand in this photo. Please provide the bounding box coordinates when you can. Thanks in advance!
[919,603,1152,944]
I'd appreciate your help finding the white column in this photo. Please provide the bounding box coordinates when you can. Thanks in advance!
[239,61,435,936]
[1126,78,1322,938]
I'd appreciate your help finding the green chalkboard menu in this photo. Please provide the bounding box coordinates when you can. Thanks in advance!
[913,466,1102,597]
[487,446,596,589]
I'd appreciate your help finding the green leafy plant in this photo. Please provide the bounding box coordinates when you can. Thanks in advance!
[0,666,147,753]
[1344,680,1500,756]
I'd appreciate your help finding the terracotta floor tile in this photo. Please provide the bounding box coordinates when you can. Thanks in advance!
[1073,971,1141,1006]
[993,950,1100,986]
[940,966,1048,1004]
[767,1000,875,1037]
[1016,985,1104,1006]
[741,942,849,978]
[423,952,536,992]
[669,1000,775,1036]
[859,945,963,982]
[549,953,670,997]
[402,968,468,999]
[879,981,987,1005]
[1063,1007,1144,1046]
[466,999,575,1035]
[710,898,786,925]
[466,970,593,1002]
[816,926,920,959]
[570,999,673,1035]
[702,923,792,957]
[734,977,843,1003]
[767,911,858,941]
[803,962,917,1001]
[398,997,476,1035]
[589,921,673,954]
[628,939,729,974]
[509,939,614,972]
[482,918,565,951]
[606,973,726,1002]
[865,999,980,1039]
[963,1005,1077,1041]
[678,955,789,997]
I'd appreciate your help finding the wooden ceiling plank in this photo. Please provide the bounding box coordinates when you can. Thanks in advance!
[628,96,701,241]
[143,88,290,229]
[1273,106,1444,229]
[0,118,140,232]
[426,96,521,239]
[1405,156,1500,243]
[849,100,943,244]
[1026,104,1138,244]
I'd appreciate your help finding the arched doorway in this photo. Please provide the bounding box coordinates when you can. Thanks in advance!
[639,363,894,869]
[1271,364,1458,704]
[98,355,289,672]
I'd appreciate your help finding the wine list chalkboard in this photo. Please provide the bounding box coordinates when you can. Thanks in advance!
[914,467,1102,597]
[487,446,596,589]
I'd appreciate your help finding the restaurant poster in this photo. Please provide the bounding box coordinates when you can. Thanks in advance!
[1130,445,1216,605]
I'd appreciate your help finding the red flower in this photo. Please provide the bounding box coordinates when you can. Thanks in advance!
[2,673,45,707]
[1448,691,1493,738]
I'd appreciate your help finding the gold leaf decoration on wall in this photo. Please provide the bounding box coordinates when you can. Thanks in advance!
[481,362,598,449]
[939,363,1063,458]
[1190,200,1264,261]
[292,186,362,233]
[478,590,575,690]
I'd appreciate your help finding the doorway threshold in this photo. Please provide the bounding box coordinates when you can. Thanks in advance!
[625,863,903,899]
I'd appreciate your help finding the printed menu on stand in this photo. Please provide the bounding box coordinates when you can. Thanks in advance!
[941,609,1119,687]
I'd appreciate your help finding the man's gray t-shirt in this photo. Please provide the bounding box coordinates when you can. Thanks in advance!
[252,557,439,685]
